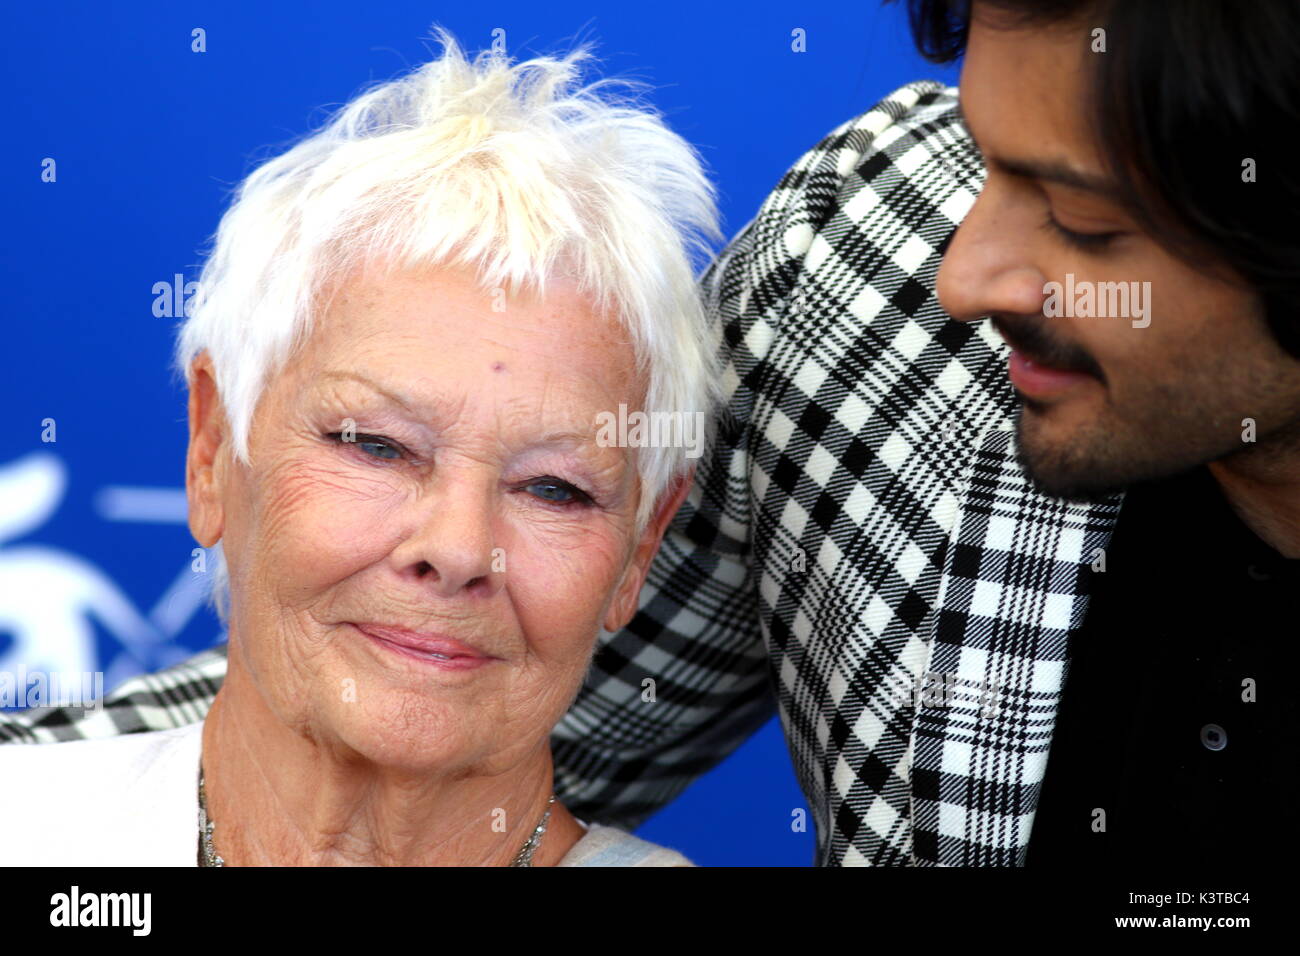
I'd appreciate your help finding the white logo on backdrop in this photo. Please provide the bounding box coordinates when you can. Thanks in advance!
[0,452,208,697]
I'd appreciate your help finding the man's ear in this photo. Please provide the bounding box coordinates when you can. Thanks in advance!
[602,467,695,634]
[186,353,228,549]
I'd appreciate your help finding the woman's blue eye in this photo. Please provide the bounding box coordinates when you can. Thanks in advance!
[526,478,589,505]
[325,435,588,503]
[328,432,402,460]
[358,440,401,460]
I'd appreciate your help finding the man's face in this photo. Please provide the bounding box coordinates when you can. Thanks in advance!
[936,5,1300,499]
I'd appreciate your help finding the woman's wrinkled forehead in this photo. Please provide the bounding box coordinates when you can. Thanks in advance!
[282,263,647,453]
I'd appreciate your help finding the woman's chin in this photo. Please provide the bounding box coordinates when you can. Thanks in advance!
[317,697,491,774]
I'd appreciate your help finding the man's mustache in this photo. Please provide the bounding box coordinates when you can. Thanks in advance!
[991,315,1107,383]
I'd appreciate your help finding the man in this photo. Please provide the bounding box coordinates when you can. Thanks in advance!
[5,0,1297,866]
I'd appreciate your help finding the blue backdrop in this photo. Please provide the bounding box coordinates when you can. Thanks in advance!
[0,0,958,866]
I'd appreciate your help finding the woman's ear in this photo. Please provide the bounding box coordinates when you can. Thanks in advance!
[602,467,695,634]
[186,353,228,549]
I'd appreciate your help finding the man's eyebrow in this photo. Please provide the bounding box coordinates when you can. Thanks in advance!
[991,156,1122,201]
[953,97,1122,200]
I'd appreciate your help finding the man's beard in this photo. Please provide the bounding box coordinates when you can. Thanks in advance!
[990,301,1300,504]
[1011,390,1268,504]
[992,314,1130,501]
[1012,400,1130,503]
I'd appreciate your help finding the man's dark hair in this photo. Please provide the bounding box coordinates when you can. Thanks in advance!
[895,0,1300,357]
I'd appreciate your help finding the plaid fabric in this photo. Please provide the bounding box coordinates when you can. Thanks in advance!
[0,81,1123,866]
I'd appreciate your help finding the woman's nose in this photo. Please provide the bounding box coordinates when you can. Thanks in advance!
[936,187,1048,324]
[394,478,503,599]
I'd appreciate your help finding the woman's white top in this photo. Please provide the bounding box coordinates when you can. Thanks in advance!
[0,721,692,867]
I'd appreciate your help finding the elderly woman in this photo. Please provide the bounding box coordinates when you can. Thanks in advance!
[0,30,720,866]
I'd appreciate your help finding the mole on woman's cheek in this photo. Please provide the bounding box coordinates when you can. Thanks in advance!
[492,362,506,372]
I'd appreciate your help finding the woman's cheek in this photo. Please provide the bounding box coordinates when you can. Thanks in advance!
[260,455,408,591]
[505,523,629,654]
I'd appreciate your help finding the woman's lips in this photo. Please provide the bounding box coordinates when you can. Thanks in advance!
[1007,349,1097,399]
[351,623,498,670]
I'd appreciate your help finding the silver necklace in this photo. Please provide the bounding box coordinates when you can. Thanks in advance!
[197,767,224,867]
[508,793,557,867]
[198,766,556,866]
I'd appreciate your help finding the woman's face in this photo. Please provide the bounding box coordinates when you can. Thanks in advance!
[187,263,681,775]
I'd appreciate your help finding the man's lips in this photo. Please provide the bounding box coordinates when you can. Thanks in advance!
[1007,349,1097,399]
[351,623,499,670]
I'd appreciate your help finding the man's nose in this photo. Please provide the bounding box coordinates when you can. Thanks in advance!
[936,184,1048,324]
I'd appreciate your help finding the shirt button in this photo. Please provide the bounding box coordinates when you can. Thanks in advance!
[1246,562,1273,581]
[1200,723,1228,751]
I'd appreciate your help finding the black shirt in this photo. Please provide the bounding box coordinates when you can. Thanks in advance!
[1025,464,1299,868]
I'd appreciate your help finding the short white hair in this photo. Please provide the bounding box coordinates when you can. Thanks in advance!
[177,28,723,625]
